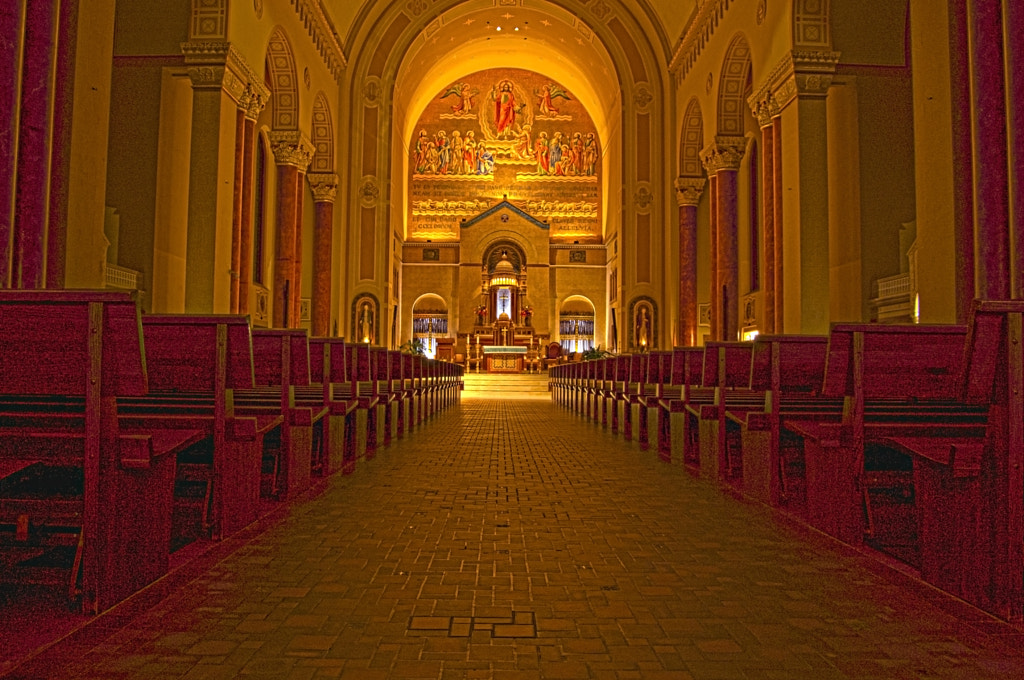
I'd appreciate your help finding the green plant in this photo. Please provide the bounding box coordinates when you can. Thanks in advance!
[400,338,426,355]
[582,346,613,361]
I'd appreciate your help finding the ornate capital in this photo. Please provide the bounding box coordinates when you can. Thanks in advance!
[701,136,747,174]
[308,173,339,203]
[268,130,315,169]
[748,49,841,114]
[674,177,706,207]
[181,41,267,113]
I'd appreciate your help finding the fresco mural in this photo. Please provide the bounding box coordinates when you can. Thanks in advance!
[408,68,601,242]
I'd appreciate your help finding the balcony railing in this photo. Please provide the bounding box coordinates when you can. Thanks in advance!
[874,272,912,299]
[104,263,139,290]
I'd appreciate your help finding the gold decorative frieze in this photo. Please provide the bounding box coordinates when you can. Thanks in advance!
[181,41,267,111]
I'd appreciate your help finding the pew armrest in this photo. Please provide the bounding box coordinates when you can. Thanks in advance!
[119,430,205,469]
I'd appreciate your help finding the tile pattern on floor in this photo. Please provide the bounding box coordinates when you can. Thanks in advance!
[6,398,1024,679]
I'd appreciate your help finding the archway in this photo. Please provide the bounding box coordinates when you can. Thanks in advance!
[412,293,449,359]
[559,295,596,354]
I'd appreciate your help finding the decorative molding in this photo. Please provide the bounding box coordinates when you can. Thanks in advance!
[307,173,339,202]
[632,85,653,112]
[748,50,841,116]
[700,136,747,174]
[669,0,737,84]
[633,184,653,212]
[359,176,380,206]
[268,130,315,169]
[363,77,382,107]
[674,177,706,207]
[698,302,711,326]
[287,0,347,80]
[189,0,227,41]
[181,41,267,112]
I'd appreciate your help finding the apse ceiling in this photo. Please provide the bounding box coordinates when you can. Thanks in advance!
[323,0,698,145]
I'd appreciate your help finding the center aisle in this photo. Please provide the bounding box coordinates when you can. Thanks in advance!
[21,399,1023,678]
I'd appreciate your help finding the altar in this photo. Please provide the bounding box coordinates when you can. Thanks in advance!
[482,345,527,373]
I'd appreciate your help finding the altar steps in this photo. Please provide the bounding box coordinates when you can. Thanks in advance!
[461,371,550,400]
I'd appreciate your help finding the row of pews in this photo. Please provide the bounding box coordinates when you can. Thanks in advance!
[0,290,462,615]
[549,300,1024,624]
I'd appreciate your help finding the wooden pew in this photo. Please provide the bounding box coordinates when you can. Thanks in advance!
[783,323,980,549]
[608,356,630,433]
[248,328,329,498]
[617,353,648,442]
[374,347,399,447]
[657,347,707,465]
[0,291,202,613]
[691,342,756,483]
[637,350,672,451]
[350,343,381,458]
[308,337,359,475]
[124,314,283,543]
[883,300,1024,621]
[733,334,830,508]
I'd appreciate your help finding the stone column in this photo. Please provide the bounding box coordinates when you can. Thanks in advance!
[967,0,1010,299]
[308,173,338,337]
[1003,0,1023,298]
[268,131,313,328]
[229,108,245,312]
[675,177,706,347]
[753,99,779,334]
[238,88,267,315]
[12,0,58,288]
[708,174,719,340]
[293,168,307,327]
[181,42,264,313]
[772,116,784,332]
[0,0,24,286]
[703,137,747,342]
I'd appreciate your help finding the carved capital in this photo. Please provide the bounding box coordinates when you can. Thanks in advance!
[701,136,747,174]
[182,41,267,113]
[308,173,339,203]
[268,130,315,169]
[674,177,706,207]
[748,49,840,113]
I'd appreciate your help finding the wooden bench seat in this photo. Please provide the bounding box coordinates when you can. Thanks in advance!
[656,347,708,465]
[308,337,359,475]
[0,291,202,614]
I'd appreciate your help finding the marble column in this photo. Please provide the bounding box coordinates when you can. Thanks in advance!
[703,138,747,342]
[12,0,57,288]
[238,88,267,315]
[1004,0,1024,298]
[229,108,245,312]
[675,177,705,347]
[0,0,24,286]
[709,174,719,341]
[968,0,1010,299]
[754,101,778,334]
[269,131,313,328]
[308,173,338,337]
[772,117,784,332]
[293,169,307,327]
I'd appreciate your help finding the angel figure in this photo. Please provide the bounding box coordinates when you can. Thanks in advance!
[536,83,571,116]
[440,82,477,115]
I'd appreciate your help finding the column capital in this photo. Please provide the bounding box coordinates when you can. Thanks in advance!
[268,131,315,170]
[182,40,269,114]
[308,173,339,203]
[701,136,747,174]
[748,49,841,115]
[674,177,706,206]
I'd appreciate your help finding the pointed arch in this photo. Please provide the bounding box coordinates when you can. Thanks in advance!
[717,33,752,136]
[680,97,705,178]
[266,27,299,130]
[310,91,334,173]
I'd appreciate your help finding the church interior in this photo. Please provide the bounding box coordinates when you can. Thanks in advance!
[2,0,1024,676]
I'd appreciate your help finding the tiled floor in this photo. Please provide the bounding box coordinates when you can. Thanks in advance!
[6,397,1024,679]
